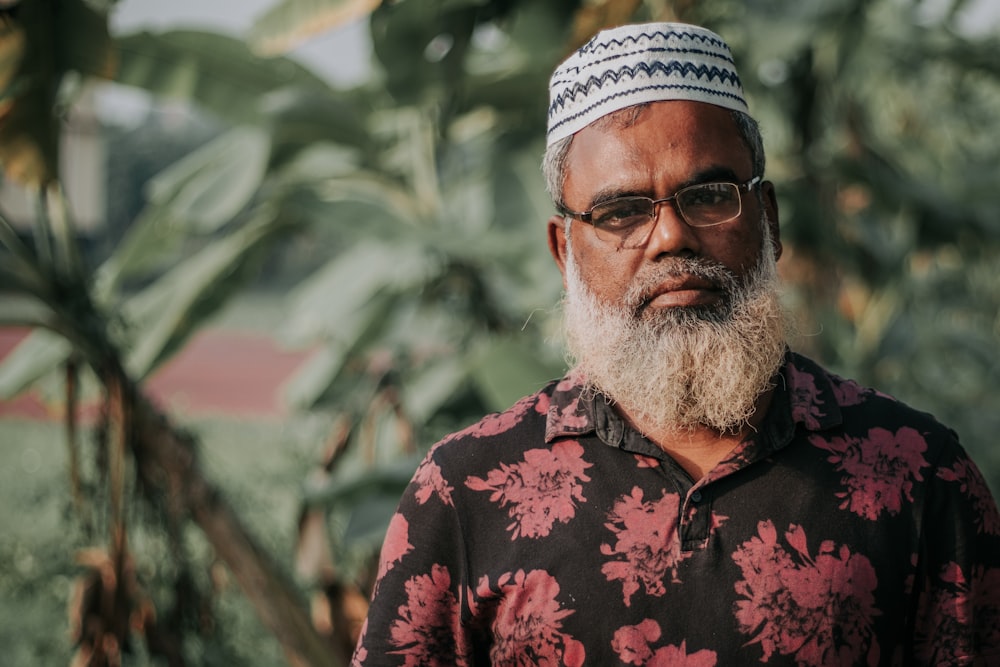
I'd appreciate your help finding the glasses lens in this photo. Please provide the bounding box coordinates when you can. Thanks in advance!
[677,183,741,227]
[590,197,655,247]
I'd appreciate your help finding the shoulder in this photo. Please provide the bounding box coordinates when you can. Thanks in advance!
[787,352,959,453]
[785,355,1000,530]
[424,378,563,463]
[404,378,574,510]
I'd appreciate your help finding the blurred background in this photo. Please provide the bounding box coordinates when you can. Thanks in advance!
[1,0,998,664]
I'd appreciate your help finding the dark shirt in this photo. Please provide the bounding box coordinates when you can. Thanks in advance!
[352,352,1000,666]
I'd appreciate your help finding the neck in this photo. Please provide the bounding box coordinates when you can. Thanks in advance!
[617,387,775,480]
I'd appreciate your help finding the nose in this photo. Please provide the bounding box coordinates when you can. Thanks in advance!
[640,199,701,258]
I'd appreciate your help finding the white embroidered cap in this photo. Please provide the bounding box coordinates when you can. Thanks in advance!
[546,22,748,146]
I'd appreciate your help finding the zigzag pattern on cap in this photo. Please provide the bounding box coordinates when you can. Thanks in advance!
[576,26,730,54]
[561,27,734,73]
[549,81,747,141]
[546,23,748,146]
[552,45,736,80]
[549,60,743,119]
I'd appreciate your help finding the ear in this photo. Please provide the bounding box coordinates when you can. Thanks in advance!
[760,180,782,261]
[547,214,570,289]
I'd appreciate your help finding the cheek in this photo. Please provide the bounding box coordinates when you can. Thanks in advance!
[570,232,636,301]
[717,242,754,274]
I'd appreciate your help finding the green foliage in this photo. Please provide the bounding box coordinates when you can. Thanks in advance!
[0,0,115,185]
[0,418,314,666]
[0,328,70,398]
[692,0,1000,490]
[0,422,80,666]
[4,0,574,628]
[248,0,382,56]
[120,209,290,377]
[114,30,330,123]
[2,0,999,659]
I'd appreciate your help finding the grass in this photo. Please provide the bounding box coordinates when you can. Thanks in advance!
[0,290,339,664]
[0,420,76,665]
[0,413,329,666]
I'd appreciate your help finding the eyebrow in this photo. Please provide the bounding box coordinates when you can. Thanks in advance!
[585,164,743,209]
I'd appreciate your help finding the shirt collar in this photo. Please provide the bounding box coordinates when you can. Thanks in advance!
[544,351,844,449]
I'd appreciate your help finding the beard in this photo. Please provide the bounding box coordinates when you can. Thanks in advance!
[561,221,788,434]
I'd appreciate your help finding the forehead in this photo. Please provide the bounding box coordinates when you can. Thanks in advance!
[563,101,752,201]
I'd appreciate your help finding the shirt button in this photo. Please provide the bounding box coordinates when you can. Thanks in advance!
[690,490,703,503]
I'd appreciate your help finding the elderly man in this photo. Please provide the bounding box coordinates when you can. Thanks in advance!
[352,23,1000,665]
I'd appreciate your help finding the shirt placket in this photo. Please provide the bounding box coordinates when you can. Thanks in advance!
[653,453,716,553]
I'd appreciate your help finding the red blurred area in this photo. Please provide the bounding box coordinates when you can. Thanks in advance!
[0,327,312,420]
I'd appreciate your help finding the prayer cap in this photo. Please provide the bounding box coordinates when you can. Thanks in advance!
[546,22,748,146]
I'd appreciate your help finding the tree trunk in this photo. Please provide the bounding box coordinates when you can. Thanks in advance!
[125,382,343,667]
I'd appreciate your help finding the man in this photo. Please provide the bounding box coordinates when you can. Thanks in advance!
[352,22,1000,665]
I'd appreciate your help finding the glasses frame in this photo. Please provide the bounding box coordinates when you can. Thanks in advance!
[558,176,762,243]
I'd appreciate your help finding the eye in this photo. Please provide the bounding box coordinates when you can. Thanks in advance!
[680,183,736,210]
[591,197,652,230]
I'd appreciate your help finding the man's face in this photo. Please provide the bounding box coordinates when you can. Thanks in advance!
[546,101,787,433]
[547,100,781,313]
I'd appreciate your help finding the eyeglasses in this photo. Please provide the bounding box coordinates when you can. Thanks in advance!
[557,176,761,249]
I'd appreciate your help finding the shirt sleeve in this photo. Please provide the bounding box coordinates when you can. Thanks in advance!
[910,438,1000,664]
[351,448,478,666]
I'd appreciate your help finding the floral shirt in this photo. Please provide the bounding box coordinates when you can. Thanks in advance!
[351,352,1000,666]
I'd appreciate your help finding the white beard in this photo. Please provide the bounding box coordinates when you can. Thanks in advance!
[561,221,788,434]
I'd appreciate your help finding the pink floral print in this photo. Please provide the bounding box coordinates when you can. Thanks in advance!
[634,454,660,469]
[732,521,880,666]
[555,371,586,394]
[811,426,928,520]
[377,514,414,583]
[915,562,1000,664]
[787,364,827,429]
[413,458,455,506]
[389,564,468,666]
[351,620,368,666]
[475,569,585,666]
[352,356,1000,665]
[601,487,723,606]
[612,620,717,666]
[441,392,545,445]
[544,372,592,438]
[465,440,592,539]
[937,457,1000,536]
[546,393,590,432]
[831,378,867,406]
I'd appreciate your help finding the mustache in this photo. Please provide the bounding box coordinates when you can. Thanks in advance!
[623,257,739,311]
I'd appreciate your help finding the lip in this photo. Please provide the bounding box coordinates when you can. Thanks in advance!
[641,276,721,310]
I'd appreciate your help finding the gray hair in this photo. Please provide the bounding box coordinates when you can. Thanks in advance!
[541,107,766,208]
